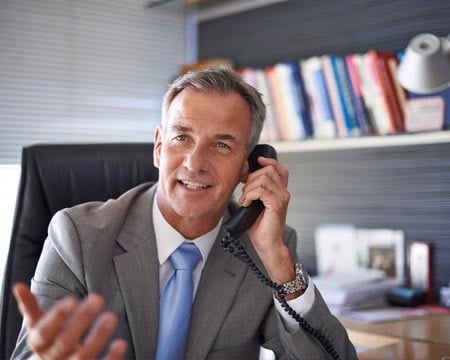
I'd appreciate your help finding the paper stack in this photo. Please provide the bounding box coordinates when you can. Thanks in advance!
[312,269,403,314]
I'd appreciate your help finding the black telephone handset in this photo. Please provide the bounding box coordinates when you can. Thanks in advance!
[222,144,277,239]
[221,144,340,360]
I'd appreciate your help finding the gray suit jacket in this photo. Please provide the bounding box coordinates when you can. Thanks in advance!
[12,183,357,360]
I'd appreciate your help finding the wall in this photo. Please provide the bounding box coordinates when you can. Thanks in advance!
[279,143,450,302]
[199,0,450,67]
[198,0,450,302]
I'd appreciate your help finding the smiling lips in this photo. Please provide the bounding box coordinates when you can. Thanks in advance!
[180,179,211,190]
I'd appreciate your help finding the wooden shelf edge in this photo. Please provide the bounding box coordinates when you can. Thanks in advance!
[271,131,450,153]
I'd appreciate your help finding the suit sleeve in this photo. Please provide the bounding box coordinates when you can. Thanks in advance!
[10,210,88,360]
[261,227,358,360]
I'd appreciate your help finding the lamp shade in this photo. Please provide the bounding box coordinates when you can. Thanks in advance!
[397,33,450,94]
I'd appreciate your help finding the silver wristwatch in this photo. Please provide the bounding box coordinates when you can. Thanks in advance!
[275,263,309,300]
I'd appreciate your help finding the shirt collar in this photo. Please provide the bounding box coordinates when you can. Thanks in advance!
[153,195,222,267]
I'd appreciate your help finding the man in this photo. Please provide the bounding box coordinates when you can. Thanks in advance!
[12,67,357,359]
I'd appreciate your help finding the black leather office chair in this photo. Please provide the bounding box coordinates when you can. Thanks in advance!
[0,143,159,360]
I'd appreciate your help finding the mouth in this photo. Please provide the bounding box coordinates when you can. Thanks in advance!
[179,179,211,190]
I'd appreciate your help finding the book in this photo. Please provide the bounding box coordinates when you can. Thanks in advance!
[377,51,405,132]
[407,88,450,130]
[239,67,271,142]
[330,55,360,136]
[313,269,402,311]
[351,53,379,134]
[265,65,288,140]
[299,56,336,139]
[345,54,372,135]
[365,50,397,134]
[287,61,313,137]
[274,62,306,140]
[385,53,409,130]
[322,55,348,137]
[254,68,280,141]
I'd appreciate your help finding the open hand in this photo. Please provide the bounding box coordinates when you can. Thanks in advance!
[13,283,127,360]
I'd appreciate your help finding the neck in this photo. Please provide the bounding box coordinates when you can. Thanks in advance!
[155,196,224,240]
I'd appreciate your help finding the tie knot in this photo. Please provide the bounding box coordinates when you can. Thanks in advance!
[170,243,202,270]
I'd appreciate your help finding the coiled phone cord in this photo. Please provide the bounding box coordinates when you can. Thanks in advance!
[221,233,340,360]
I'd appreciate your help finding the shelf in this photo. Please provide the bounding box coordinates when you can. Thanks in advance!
[271,130,450,153]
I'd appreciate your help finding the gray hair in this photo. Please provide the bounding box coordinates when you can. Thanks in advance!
[161,66,266,154]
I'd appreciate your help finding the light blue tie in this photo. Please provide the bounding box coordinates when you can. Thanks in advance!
[156,243,202,360]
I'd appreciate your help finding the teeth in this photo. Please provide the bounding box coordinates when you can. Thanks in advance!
[181,180,209,190]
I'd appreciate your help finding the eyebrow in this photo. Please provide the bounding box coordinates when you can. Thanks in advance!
[169,124,240,144]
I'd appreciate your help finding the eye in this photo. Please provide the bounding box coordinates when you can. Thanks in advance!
[218,142,229,148]
[215,142,232,152]
[174,135,187,142]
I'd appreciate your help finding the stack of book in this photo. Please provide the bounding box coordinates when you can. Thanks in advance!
[236,49,448,142]
[312,269,403,314]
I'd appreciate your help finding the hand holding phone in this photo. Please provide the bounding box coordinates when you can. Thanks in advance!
[222,144,277,239]
[220,144,341,360]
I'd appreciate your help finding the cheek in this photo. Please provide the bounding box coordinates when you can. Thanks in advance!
[160,150,182,175]
[218,162,245,190]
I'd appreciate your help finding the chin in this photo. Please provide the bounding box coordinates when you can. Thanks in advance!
[174,201,221,221]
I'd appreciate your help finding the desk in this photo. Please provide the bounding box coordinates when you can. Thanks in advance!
[341,313,450,359]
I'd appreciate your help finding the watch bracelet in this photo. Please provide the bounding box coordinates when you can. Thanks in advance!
[274,263,309,299]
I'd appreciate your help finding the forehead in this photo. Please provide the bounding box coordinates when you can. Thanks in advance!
[166,88,251,129]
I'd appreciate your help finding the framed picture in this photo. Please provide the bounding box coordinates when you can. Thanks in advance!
[408,241,432,303]
[356,228,405,282]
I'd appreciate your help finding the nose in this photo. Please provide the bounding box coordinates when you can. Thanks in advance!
[183,145,209,172]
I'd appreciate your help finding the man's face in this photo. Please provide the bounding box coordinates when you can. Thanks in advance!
[154,88,251,236]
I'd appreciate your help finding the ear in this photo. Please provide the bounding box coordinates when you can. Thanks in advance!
[239,158,250,184]
[153,125,163,169]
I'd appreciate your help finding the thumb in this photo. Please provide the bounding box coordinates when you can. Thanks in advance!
[13,283,44,328]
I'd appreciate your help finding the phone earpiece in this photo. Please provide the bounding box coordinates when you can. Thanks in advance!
[222,144,277,238]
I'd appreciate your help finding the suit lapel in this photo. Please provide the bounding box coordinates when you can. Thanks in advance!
[185,229,252,360]
[111,186,262,359]
[113,185,160,359]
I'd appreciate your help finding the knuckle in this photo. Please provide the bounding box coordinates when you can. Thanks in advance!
[51,336,76,359]
[69,352,89,360]
[27,327,49,353]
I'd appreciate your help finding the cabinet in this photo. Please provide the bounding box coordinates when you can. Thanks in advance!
[198,0,450,301]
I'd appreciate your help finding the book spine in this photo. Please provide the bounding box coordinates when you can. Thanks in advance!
[322,55,347,137]
[351,54,379,134]
[387,55,408,124]
[300,57,335,139]
[265,65,291,140]
[289,61,314,137]
[345,54,370,135]
[254,68,280,141]
[275,63,305,140]
[377,52,404,133]
[365,50,396,134]
[330,55,360,135]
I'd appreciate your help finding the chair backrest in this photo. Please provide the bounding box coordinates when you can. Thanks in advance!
[0,143,159,360]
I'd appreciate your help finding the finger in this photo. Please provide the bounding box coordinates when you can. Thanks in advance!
[256,157,289,186]
[13,283,44,328]
[44,294,107,359]
[240,171,285,206]
[245,164,287,191]
[102,339,128,360]
[242,176,290,210]
[71,311,119,360]
[27,296,79,354]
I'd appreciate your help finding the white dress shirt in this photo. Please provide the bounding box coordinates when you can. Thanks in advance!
[152,197,315,332]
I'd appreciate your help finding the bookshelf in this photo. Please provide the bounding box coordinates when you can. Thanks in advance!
[273,130,450,153]
[198,0,450,303]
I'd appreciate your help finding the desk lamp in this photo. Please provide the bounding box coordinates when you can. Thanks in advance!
[398,33,450,94]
